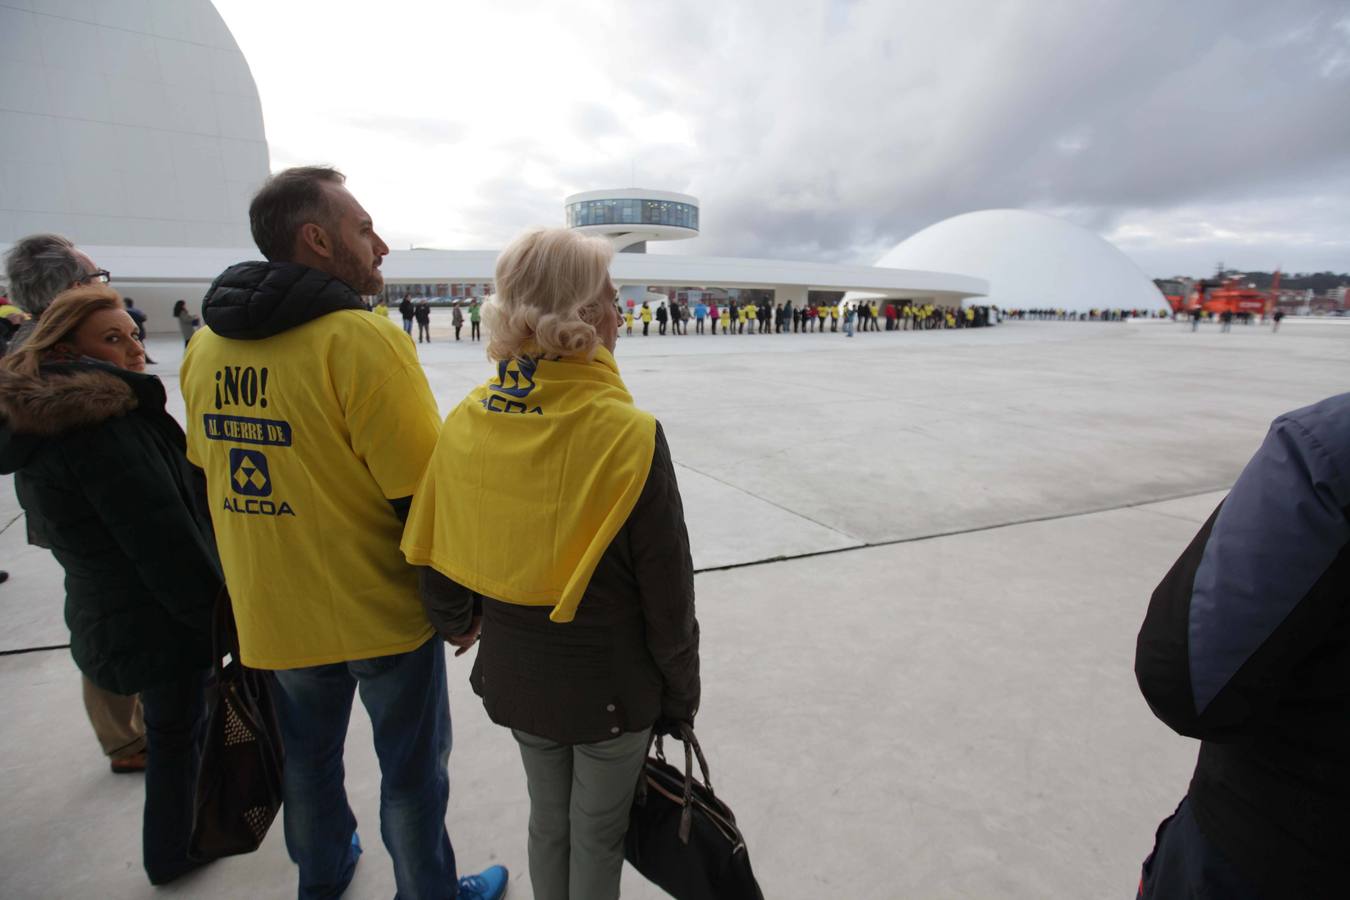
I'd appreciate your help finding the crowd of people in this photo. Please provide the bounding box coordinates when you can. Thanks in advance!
[0,164,1345,900]
[621,297,1001,336]
[356,294,1004,347]
[1001,308,1173,320]
[383,295,484,343]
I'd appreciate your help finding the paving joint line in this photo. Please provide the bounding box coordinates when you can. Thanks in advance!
[0,643,71,658]
[673,461,861,542]
[0,486,1231,656]
[692,484,1231,575]
[1123,505,1213,525]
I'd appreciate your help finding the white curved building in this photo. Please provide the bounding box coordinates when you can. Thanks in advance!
[874,209,1168,314]
[0,0,270,248]
[0,1,989,329]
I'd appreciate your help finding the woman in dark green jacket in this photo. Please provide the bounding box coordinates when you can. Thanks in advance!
[0,285,222,886]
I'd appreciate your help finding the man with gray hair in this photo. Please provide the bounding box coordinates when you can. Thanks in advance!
[0,232,148,775]
[2,233,109,352]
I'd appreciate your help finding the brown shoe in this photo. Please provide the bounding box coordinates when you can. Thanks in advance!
[110,750,147,774]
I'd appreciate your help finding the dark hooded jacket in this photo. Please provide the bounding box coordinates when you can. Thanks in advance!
[1136,392,1350,897]
[201,261,366,339]
[0,362,222,694]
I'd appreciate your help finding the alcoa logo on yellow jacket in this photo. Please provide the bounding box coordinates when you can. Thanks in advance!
[480,357,543,415]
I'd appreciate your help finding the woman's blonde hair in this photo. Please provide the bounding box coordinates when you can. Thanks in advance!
[483,228,614,362]
[0,284,125,378]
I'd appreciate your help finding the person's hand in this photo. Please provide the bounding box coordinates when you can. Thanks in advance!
[653,717,692,738]
[447,615,482,657]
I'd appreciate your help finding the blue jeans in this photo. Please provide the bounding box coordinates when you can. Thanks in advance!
[140,669,210,884]
[273,638,457,900]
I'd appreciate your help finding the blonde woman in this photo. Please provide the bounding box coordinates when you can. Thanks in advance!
[403,228,701,900]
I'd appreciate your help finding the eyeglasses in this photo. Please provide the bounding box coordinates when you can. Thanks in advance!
[81,269,112,285]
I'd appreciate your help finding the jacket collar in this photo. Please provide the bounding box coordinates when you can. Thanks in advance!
[0,358,169,452]
[201,261,366,340]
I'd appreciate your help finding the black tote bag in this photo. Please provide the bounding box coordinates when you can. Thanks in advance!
[625,725,765,900]
[188,593,285,860]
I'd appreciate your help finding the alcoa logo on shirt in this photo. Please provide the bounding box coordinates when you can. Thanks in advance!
[224,448,296,517]
[481,357,543,415]
[204,364,299,519]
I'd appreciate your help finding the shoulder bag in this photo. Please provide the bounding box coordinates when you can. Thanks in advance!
[188,592,285,860]
[625,724,765,900]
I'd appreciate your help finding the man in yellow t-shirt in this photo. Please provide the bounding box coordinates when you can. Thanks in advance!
[180,167,506,899]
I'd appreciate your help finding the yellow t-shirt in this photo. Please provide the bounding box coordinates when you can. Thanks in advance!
[641,307,652,322]
[181,310,441,669]
[830,306,839,319]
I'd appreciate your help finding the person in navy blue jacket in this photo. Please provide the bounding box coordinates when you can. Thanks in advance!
[1134,392,1350,899]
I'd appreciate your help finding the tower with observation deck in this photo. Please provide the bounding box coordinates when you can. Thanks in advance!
[564,189,700,253]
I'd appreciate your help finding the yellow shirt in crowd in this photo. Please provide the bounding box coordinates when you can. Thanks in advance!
[181,310,441,669]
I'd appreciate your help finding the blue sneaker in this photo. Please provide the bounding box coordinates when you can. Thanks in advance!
[458,864,508,899]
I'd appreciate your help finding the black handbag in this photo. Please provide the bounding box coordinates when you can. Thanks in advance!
[625,724,765,900]
[188,593,285,860]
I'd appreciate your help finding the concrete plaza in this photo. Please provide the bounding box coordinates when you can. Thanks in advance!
[1,315,1345,898]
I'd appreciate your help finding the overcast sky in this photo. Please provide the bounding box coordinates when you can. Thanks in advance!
[213,0,1350,278]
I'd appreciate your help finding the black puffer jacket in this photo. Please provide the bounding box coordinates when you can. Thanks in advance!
[422,423,700,745]
[0,362,222,694]
[202,261,365,339]
[1136,393,1350,896]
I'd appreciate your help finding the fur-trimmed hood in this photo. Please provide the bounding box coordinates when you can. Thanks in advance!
[0,363,157,473]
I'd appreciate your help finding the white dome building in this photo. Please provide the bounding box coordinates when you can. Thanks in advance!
[875,209,1167,314]
[0,0,270,248]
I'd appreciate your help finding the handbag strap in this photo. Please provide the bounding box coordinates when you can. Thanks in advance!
[678,735,695,843]
[680,722,716,796]
[211,588,242,678]
[640,725,719,845]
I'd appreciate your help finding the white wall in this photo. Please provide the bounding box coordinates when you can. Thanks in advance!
[112,281,211,336]
[0,1,270,247]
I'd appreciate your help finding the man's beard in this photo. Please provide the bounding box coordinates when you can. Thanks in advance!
[332,239,383,295]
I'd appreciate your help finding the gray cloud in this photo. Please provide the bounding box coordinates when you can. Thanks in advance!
[328,0,1350,275]
[596,0,1350,274]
